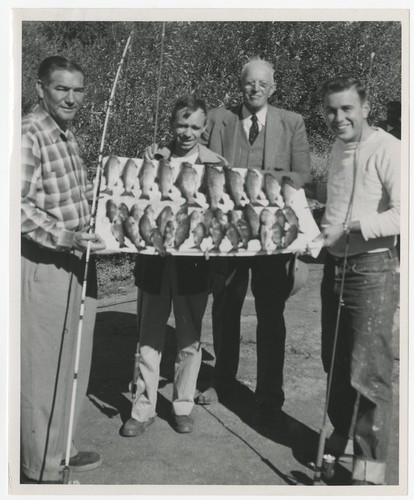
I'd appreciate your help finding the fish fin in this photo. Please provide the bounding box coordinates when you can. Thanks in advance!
[102,188,113,195]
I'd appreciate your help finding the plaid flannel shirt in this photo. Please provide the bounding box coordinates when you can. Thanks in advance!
[21,104,91,250]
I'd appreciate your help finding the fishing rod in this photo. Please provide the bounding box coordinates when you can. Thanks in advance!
[62,29,134,485]
[152,21,166,154]
[313,55,376,485]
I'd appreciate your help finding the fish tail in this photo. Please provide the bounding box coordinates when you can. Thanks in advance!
[121,190,134,197]
[102,188,113,196]
[161,194,173,201]
[139,193,150,200]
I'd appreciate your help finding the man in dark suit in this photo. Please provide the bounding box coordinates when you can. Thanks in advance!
[197,59,311,430]
[378,101,401,140]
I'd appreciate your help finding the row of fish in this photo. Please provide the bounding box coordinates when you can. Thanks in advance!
[102,155,299,209]
[105,198,300,254]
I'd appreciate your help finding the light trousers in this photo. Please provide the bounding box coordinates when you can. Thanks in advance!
[132,258,208,422]
[21,240,97,482]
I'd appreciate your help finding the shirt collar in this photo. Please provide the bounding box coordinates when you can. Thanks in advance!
[242,104,268,127]
[33,103,73,143]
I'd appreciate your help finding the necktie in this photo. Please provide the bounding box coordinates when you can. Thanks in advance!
[249,114,259,145]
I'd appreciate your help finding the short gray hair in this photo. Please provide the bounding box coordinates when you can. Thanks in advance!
[240,58,275,84]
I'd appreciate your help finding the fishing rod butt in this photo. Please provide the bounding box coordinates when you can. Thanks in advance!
[62,466,72,484]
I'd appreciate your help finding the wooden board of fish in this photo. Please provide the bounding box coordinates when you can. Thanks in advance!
[94,156,322,257]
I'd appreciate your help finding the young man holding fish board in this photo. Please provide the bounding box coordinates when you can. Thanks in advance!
[20,56,105,483]
[197,58,311,433]
[120,95,227,436]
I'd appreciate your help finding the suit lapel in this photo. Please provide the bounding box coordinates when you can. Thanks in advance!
[222,105,242,166]
[264,106,282,170]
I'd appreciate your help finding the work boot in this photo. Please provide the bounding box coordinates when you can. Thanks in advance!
[59,451,102,472]
[120,416,155,437]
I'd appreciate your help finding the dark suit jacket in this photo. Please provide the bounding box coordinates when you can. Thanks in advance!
[202,104,311,187]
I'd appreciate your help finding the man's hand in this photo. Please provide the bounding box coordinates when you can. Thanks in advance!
[73,232,106,253]
[321,223,345,247]
[144,144,158,160]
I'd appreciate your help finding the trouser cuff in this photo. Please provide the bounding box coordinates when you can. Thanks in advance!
[352,458,386,484]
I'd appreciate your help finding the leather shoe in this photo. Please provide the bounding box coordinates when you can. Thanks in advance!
[352,479,378,485]
[195,387,219,405]
[120,416,155,437]
[172,414,194,433]
[59,451,102,472]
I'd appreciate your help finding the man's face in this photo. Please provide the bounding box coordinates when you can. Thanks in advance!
[240,62,275,113]
[323,87,369,143]
[172,107,207,156]
[36,69,85,130]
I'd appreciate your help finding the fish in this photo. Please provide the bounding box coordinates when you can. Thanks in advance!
[192,222,207,248]
[143,204,156,226]
[118,202,130,221]
[236,218,252,248]
[105,199,118,222]
[157,158,174,201]
[283,224,299,248]
[260,223,273,252]
[129,204,143,223]
[264,173,282,205]
[123,216,142,248]
[205,165,225,210]
[174,215,191,249]
[202,208,215,230]
[271,221,284,248]
[175,205,189,224]
[275,209,288,228]
[102,155,120,195]
[245,169,263,205]
[283,206,299,227]
[138,157,156,200]
[121,158,138,196]
[224,167,244,209]
[111,218,127,248]
[150,228,166,256]
[210,218,225,251]
[225,223,240,251]
[259,208,276,227]
[164,220,177,249]
[281,176,298,207]
[213,208,228,227]
[243,204,260,239]
[189,210,203,231]
[227,209,241,224]
[139,209,155,246]
[176,162,200,206]
[156,206,174,235]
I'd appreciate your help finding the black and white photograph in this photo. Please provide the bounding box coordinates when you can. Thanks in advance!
[5,3,410,498]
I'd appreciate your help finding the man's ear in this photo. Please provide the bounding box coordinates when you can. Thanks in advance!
[362,100,370,119]
[36,80,44,100]
[269,83,276,98]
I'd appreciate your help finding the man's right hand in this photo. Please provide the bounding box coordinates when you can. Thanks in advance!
[73,232,106,253]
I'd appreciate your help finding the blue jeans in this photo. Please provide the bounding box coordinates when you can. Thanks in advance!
[321,249,399,466]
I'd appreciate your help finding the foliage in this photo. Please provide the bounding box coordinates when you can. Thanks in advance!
[22,20,401,181]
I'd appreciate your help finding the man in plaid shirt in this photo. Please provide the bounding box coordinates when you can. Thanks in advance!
[21,56,105,483]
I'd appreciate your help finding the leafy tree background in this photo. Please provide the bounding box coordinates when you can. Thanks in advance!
[22,21,401,182]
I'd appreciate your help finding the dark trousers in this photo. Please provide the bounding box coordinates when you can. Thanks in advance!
[211,254,291,409]
[321,249,399,466]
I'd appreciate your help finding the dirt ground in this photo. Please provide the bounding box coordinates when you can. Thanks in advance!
[43,257,402,493]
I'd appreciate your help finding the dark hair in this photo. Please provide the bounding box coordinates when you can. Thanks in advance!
[387,101,401,113]
[38,56,84,85]
[320,76,367,102]
[170,94,207,124]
